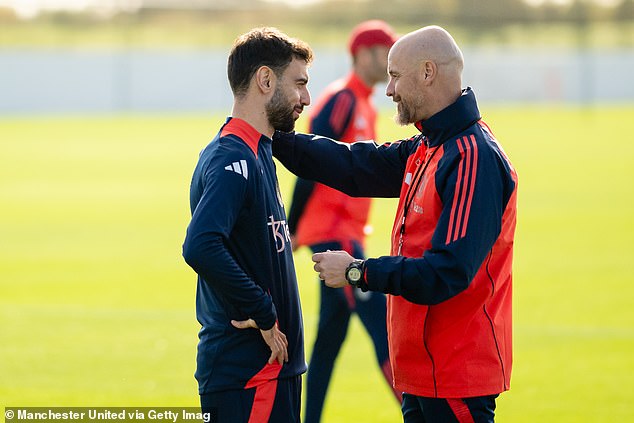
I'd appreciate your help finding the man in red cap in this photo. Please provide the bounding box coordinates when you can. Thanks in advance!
[286,20,400,423]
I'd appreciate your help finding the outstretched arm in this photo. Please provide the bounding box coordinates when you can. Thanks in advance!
[364,137,515,304]
[309,135,516,306]
[273,131,420,198]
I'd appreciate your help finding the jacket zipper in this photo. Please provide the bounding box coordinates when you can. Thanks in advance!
[398,145,440,256]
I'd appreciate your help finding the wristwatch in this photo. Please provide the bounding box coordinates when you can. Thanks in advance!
[345,259,365,288]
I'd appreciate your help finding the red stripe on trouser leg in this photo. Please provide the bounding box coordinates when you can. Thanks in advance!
[247,378,279,423]
[245,362,282,423]
[380,359,403,403]
[447,398,476,423]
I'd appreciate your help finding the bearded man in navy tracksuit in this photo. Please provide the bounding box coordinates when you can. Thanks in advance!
[182,28,312,422]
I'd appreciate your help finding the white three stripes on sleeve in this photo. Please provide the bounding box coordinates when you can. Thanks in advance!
[224,159,248,179]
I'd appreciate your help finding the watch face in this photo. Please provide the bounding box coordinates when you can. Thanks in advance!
[348,267,362,282]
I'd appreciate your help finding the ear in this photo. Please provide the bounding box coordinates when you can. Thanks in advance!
[254,66,275,94]
[421,60,437,85]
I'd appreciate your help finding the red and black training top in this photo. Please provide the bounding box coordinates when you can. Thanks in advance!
[273,88,517,398]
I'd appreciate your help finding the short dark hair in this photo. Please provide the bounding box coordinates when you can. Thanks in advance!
[227,27,313,97]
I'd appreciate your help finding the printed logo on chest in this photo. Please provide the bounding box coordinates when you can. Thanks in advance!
[267,215,291,253]
[412,174,429,214]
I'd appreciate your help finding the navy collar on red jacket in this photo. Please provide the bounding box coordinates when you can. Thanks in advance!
[414,87,481,148]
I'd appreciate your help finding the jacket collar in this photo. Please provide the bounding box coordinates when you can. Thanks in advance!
[414,87,481,147]
[221,117,268,157]
[346,71,373,99]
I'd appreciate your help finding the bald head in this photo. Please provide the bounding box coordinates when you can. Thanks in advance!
[391,25,463,84]
[386,25,464,123]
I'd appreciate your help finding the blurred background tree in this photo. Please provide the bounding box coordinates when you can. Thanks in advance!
[0,0,631,48]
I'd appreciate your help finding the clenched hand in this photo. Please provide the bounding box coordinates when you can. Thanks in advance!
[312,250,354,288]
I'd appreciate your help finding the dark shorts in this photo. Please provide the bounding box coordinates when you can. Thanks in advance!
[401,393,499,423]
[200,375,301,423]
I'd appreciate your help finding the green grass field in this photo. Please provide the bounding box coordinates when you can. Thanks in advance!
[1,106,633,421]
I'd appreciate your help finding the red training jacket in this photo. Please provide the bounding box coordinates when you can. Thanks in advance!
[383,119,517,397]
[273,88,518,398]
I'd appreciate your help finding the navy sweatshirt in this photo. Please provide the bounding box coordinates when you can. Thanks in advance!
[183,117,306,394]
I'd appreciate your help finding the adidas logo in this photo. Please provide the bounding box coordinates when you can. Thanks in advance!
[224,160,248,180]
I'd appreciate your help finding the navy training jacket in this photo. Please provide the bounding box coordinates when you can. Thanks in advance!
[183,117,306,394]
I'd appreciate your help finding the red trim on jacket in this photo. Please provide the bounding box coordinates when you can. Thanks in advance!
[447,135,479,244]
[221,117,261,158]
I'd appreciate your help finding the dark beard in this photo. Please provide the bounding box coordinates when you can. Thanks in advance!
[266,87,296,133]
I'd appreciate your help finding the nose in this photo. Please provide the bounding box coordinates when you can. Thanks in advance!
[302,87,311,106]
[386,78,394,98]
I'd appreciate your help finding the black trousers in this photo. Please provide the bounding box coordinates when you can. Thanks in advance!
[401,393,499,423]
[200,375,301,423]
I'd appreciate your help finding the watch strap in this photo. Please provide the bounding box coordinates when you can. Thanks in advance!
[345,259,365,288]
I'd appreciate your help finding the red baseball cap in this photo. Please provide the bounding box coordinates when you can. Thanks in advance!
[348,20,398,56]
